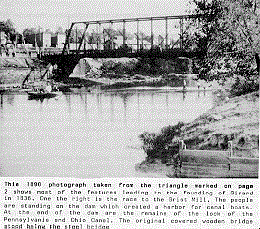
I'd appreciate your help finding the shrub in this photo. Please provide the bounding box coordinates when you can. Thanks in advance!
[230,74,259,97]
[139,122,185,161]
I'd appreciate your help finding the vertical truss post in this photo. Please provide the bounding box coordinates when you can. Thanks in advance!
[77,23,89,55]
[165,17,168,50]
[109,21,113,50]
[96,23,99,50]
[62,22,75,55]
[102,25,105,50]
[75,27,78,52]
[136,20,139,51]
[179,17,183,50]
[96,23,101,50]
[123,20,126,47]
[84,33,86,52]
[150,18,153,49]
[99,23,102,50]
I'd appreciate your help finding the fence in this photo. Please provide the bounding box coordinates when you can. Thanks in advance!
[168,140,258,178]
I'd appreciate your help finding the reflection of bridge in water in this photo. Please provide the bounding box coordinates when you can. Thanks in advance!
[63,89,206,124]
[39,14,203,79]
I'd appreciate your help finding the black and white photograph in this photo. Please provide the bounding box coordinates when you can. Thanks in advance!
[1,1,259,228]
[0,0,259,178]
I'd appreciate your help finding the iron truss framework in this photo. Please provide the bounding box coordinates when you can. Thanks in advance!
[62,14,203,55]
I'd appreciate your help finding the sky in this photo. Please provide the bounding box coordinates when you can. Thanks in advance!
[0,0,192,37]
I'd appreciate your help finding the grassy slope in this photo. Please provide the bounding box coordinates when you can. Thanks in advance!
[181,91,259,158]
[136,91,259,176]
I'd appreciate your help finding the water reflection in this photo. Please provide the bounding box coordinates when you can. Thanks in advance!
[0,89,213,178]
[6,93,15,106]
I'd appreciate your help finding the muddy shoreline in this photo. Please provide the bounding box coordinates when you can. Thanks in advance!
[1,55,195,91]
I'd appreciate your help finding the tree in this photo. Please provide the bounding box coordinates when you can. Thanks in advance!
[56,27,64,34]
[22,28,37,45]
[0,19,17,43]
[185,0,224,79]
[188,0,260,78]
[219,0,260,75]
[23,28,37,36]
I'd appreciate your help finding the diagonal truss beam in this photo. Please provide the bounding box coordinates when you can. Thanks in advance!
[62,23,75,55]
[62,22,89,55]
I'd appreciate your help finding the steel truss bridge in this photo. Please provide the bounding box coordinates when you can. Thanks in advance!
[39,14,203,78]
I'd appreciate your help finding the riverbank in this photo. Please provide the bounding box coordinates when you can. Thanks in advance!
[0,56,44,87]
[136,90,259,177]
[0,56,201,93]
[66,56,195,89]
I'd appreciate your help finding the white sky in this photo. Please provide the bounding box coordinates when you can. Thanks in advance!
[0,0,192,38]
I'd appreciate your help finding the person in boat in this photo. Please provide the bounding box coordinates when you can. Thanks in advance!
[197,81,201,90]
[53,85,59,91]
[45,84,52,93]
[183,79,187,91]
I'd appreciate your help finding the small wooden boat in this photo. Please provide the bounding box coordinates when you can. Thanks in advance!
[27,91,58,100]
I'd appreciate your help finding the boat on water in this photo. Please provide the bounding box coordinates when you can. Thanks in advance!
[27,83,62,100]
[27,91,58,99]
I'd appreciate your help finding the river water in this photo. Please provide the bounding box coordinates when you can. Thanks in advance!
[0,88,213,178]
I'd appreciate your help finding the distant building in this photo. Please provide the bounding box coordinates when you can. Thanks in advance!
[51,33,66,48]
[24,31,52,48]
[46,27,179,52]
[41,32,52,48]
[57,33,66,49]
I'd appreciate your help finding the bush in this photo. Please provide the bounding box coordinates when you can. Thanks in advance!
[139,122,185,161]
[230,74,259,97]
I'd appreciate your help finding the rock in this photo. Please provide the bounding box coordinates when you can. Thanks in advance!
[70,57,138,78]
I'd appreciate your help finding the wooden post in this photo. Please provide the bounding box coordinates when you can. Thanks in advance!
[228,141,233,157]
[179,140,186,151]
